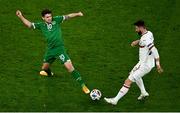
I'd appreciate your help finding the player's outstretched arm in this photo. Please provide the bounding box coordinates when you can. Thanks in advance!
[16,10,32,28]
[131,40,140,47]
[64,12,83,20]
[150,46,163,74]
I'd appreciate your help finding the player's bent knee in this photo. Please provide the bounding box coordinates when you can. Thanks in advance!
[64,61,74,72]
[124,79,132,87]
[67,66,74,72]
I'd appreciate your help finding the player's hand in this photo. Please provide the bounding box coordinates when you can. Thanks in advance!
[131,40,139,47]
[131,41,136,47]
[16,10,22,17]
[157,65,163,74]
[78,12,83,16]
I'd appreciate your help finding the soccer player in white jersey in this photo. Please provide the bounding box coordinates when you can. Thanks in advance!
[104,20,163,105]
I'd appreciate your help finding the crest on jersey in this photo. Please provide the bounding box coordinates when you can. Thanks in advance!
[52,21,56,25]
[139,40,145,46]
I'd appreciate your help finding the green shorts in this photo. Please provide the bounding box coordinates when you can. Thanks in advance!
[43,46,70,64]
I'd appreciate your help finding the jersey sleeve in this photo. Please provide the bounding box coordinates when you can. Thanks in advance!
[142,36,154,50]
[31,22,41,30]
[53,16,65,24]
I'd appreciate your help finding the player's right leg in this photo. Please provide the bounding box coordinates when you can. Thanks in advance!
[39,49,56,76]
[40,63,54,76]
[104,63,141,105]
[39,53,56,76]
[104,78,132,105]
[104,63,150,105]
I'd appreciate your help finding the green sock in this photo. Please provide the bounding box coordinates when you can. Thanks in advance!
[71,70,85,87]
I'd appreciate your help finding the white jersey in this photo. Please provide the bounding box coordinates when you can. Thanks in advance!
[138,31,155,68]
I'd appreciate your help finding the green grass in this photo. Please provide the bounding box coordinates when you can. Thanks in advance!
[0,0,180,111]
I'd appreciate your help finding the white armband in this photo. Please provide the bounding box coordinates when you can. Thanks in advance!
[63,15,69,20]
[151,47,159,59]
[31,23,36,29]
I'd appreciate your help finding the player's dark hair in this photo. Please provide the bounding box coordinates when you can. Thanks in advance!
[41,9,52,17]
[134,20,145,27]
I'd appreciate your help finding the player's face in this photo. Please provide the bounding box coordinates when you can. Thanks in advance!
[135,26,142,35]
[42,13,52,23]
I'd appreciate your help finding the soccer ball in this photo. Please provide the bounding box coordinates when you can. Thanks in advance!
[90,89,102,100]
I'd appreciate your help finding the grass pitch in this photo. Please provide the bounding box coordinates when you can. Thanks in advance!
[0,0,180,111]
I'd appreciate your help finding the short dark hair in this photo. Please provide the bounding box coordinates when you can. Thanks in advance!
[41,9,52,17]
[134,20,145,27]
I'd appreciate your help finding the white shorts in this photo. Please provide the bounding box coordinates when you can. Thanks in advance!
[128,62,152,82]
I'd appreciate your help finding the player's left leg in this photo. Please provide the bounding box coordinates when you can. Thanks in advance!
[58,49,90,94]
[63,60,90,94]
[135,67,151,100]
[136,78,146,94]
[136,77,149,100]
[129,64,151,100]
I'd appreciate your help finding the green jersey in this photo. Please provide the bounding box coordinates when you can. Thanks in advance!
[32,16,65,48]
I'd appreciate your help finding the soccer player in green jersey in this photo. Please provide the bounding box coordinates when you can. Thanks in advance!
[16,9,90,94]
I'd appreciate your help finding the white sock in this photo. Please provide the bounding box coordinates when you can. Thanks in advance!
[114,84,130,102]
[136,78,147,94]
